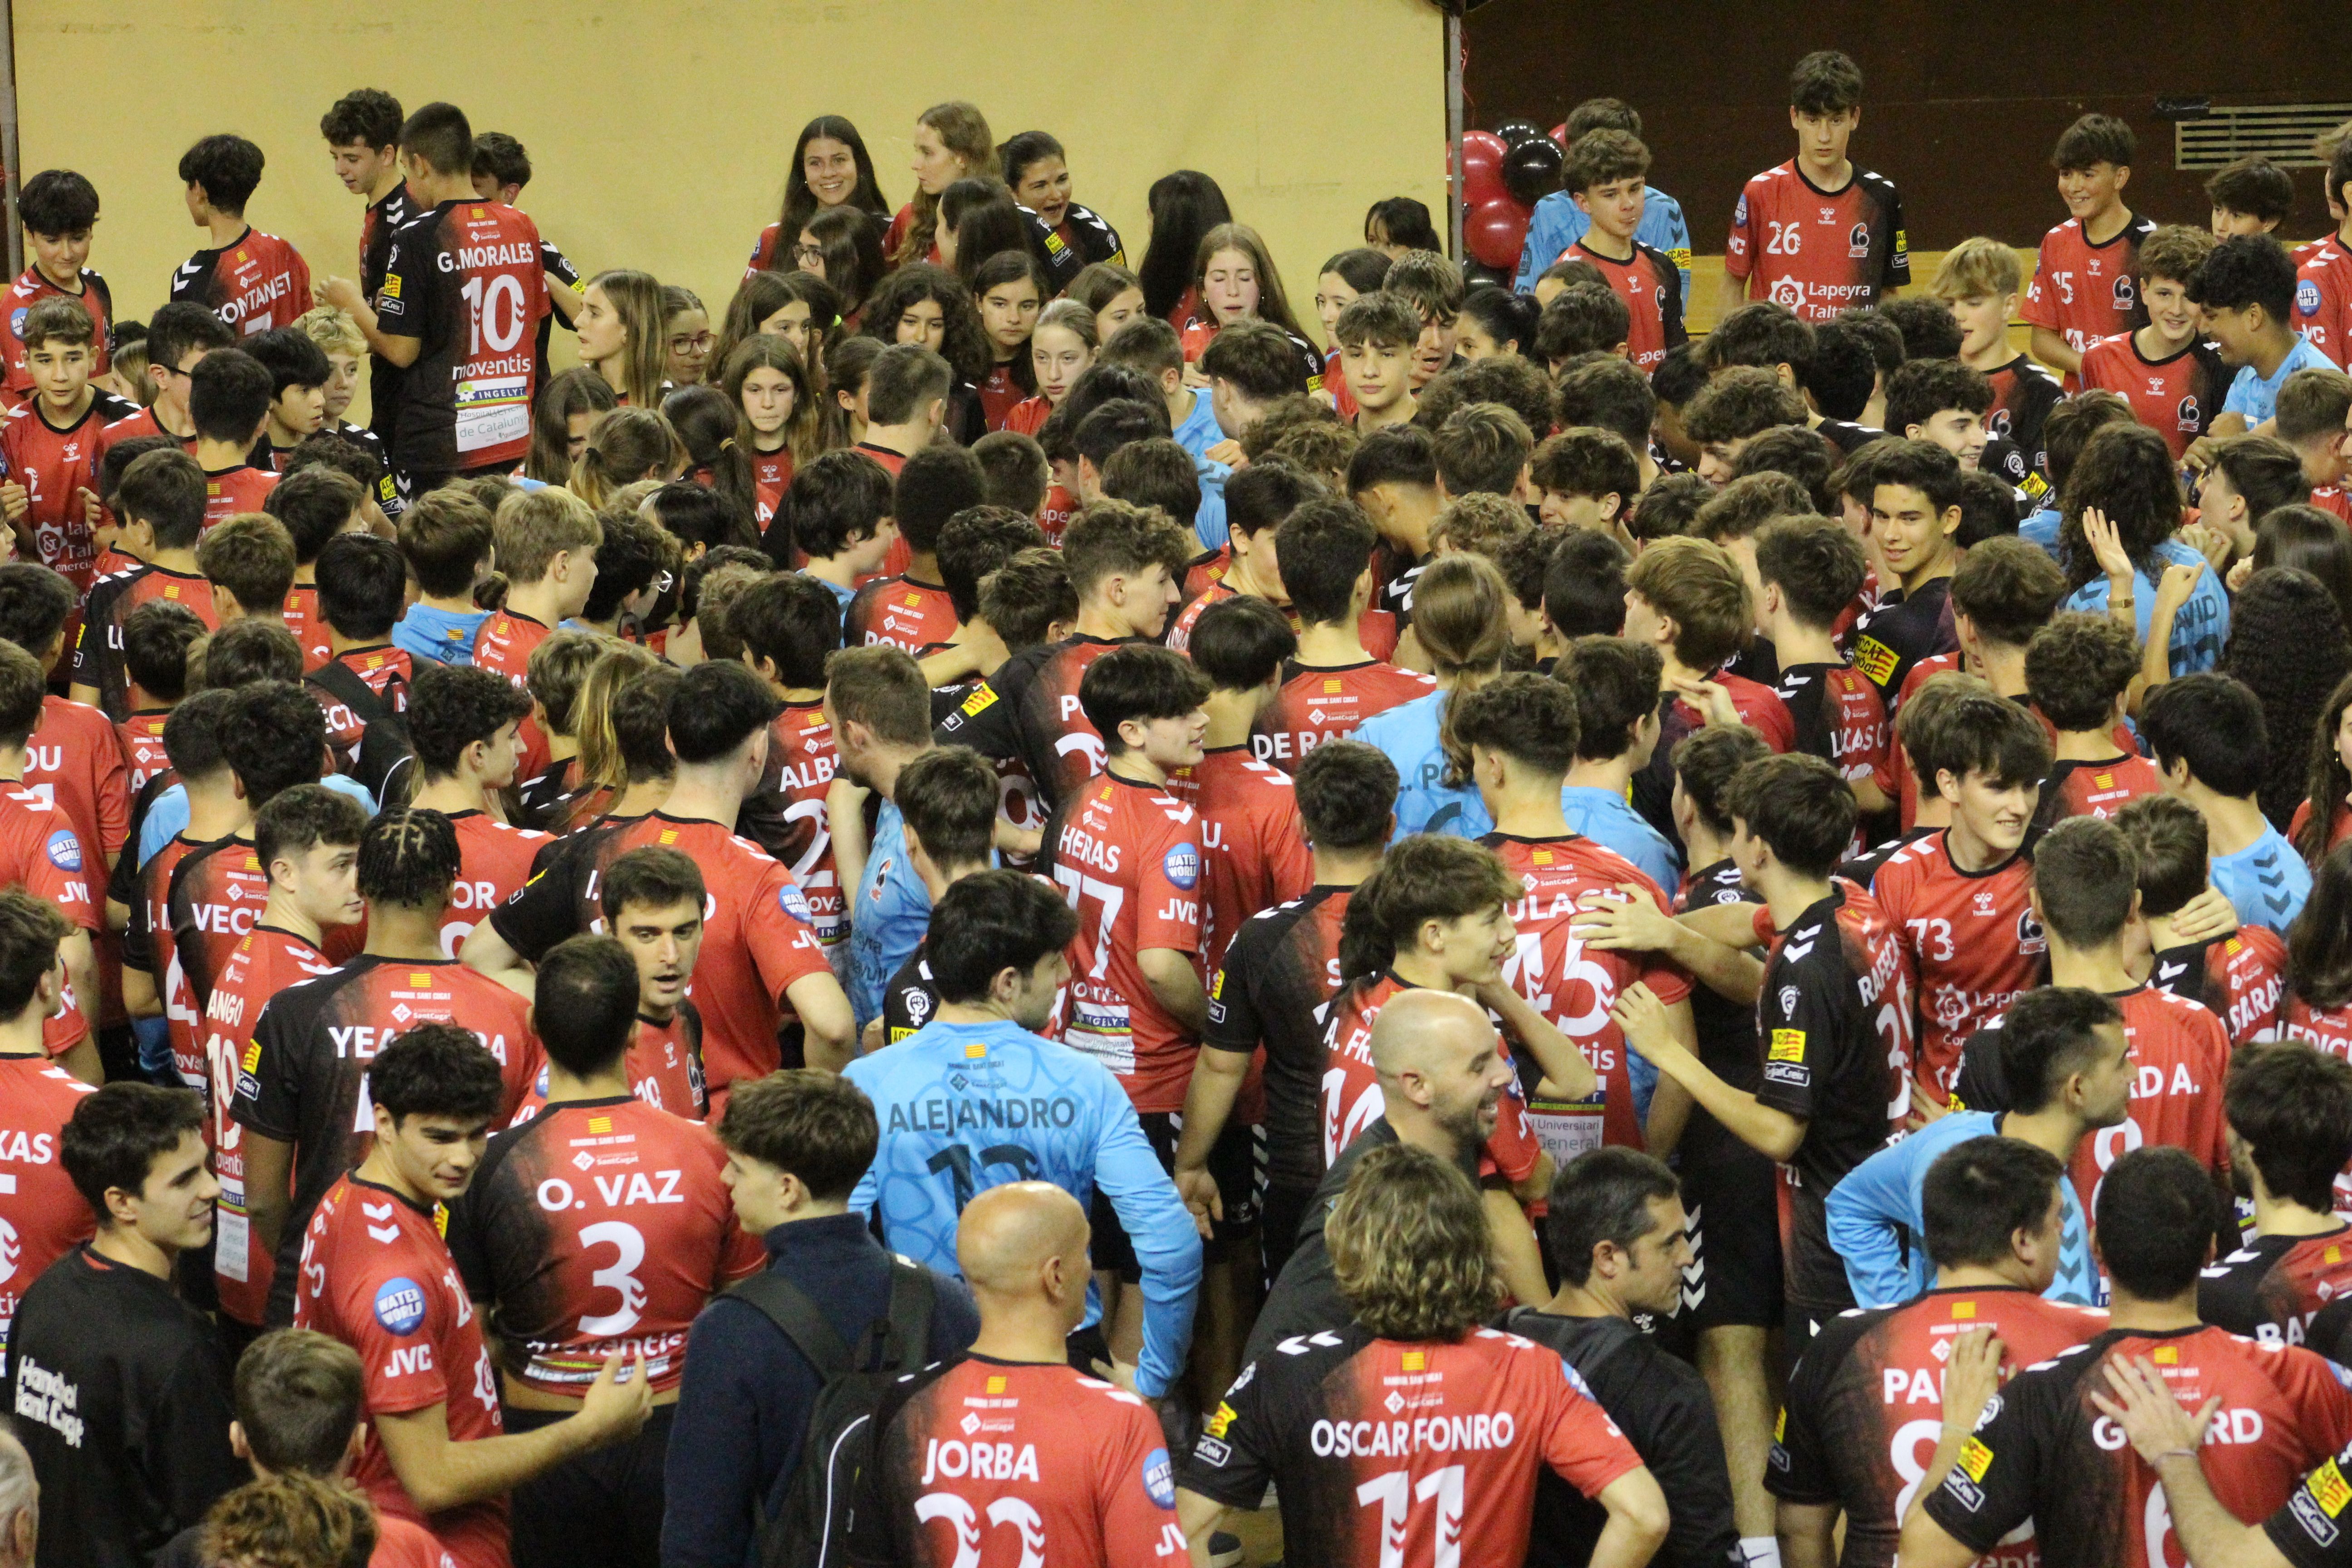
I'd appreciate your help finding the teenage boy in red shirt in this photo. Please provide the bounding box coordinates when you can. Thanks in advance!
[170,136,312,338]
[1562,130,1687,375]
[1932,237,2062,475]
[1253,499,1434,768]
[95,302,233,464]
[2023,114,2159,390]
[2298,142,2352,368]
[0,170,112,399]
[2080,225,2233,460]
[1723,51,1909,324]
[0,299,135,597]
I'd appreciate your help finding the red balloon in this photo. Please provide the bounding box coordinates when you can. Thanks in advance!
[1548,122,1568,146]
[1460,130,1508,210]
[1465,198,1530,271]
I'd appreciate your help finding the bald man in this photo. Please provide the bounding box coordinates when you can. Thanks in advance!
[843,1184,1181,1567]
[1240,987,1519,1362]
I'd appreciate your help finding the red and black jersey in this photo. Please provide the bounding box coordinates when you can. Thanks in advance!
[1178,314,1326,391]
[1001,395,1050,436]
[2151,928,2287,1045]
[0,397,122,594]
[447,1096,760,1399]
[845,573,958,655]
[1923,1324,2352,1568]
[1566,238,1689,374]
[2203,1225,2352,1352]
[201,924,338,1326]
[309,643,412,769]
[70,565,216,720]
[2068,986,2230,1221]
[123,833,201,1076]
[0,266,112,395]
[2264,1433,2352,1568]
[117,710,171,792]
[293,1172,508,1568]
[735,699,845,951]
[1317,971,1544,1192]
[470,608,552,777]
[1371,541,1431,634]
[488,811,832,1096]
[2298,240,2352,368]
[28,692,132,870]
[170,228,312,337]
[1183,548,1230,602]
[283,583,331,671]
[1724,162,1910,321]
[1253,659,1436,770]
[166,835,274,1092]
[0,787,95,1061]
[1756,882,1914,1307]
[1040,773,1204,1113]
[376,200,549,475]
[1181,1321,1646,1568]
[1166,578,1234,655]
[1777,660,1890,795]
[2078,331,2234,460]
[1483,833,1695,1154]
[0,1054,95,1353]
[513,1004,706,1124]
[1165,745,1315,975]
[230,954,539,1321]
[849,1356,1179,1568]
[750,446,791,532]
[1769,1284,2101,1568]
[1631,671,1796,851]
[439,809,546,956]
[977,361,1024,431]
[932,633,1138,817]
[2043,752,2165,824]
[1867,831,2041,1096]
[1206,885,1351,1191]
[2023,211,2161,382]
[1849,578,1958,706]
[201,463,278,529]
[2284,1002,2352,1080]
[1039,481,1075,547]
[94,404,199,478]
[1982,355,2064,475]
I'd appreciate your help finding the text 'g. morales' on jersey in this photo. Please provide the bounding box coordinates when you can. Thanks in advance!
[375,200,550,474]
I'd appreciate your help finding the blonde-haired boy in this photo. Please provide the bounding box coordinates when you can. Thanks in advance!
[1931,236,2060,476]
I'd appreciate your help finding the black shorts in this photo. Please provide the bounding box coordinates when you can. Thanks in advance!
[1677,1117,1785,1331]
[1091,1110,1256,1278]
[507,1402,675,1568]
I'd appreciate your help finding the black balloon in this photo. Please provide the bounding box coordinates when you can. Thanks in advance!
[1500,136,1564,207]
[1493,118,1547,148]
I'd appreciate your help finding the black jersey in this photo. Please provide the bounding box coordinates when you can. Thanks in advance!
[1848,578,1957,704]
[1679,860,1762,1092]
[931,634,1138,817]
[2200,1226,2352,1352]
[1504,1309,1741,1568]
[1205,885,1350,1192]
[1836,828,1936,889]
[880,939,938,1045]
[2265,1436,2352,1568]
[485,813,649,958]
[359,183,418,446]
[7,1245,244,1568]
[1984,356,2065,477]
[374,199,549,475]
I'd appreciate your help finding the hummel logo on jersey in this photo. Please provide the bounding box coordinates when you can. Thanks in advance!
[1277,1331,1343,1355]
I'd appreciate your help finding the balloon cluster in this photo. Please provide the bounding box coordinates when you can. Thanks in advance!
[1459,119,1570,274]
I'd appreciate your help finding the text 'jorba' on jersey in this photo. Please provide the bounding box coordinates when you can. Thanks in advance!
[375,200,549,474]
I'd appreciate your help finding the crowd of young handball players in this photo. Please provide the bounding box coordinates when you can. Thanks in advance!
[6,40,2352,1568]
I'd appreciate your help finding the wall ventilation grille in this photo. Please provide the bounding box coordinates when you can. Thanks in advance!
[2176,103,2352,169]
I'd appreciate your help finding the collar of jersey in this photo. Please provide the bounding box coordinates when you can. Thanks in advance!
[542,1094,635,1114]
[1933,828,2026,882]
[350,1171,435,1218]
[2078,211,2143,252]
[1790,163,1859,200]
[1484,830,1586,847]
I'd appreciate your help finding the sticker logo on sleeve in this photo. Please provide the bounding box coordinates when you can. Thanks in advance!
[777,882,814,924]
[43,830,79,872]
[1162,844,1200,891]
[1142,1447,1176,1508]
[373,1277,428,1336]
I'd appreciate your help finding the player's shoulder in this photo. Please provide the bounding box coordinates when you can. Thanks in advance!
[2043,216,2084,243]
[1855,166,1902,199]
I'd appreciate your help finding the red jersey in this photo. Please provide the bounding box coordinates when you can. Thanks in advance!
[486,812,834,1095]
[164,836,274,1093]
[1700,671,1798,754]
[2284,1000,2352,1071]
[1485,833,1695,1154]
[447,1097,760,1398]
[1166,580,1235,656]
[743,223,785,278]
[2152,928,2288,1047]
[1182,1322,1645,1568]
[1045,773,1203,1113]
[201,924,338,1325]
[470,608,553,777]
[294,1173,509,1568]
[853,441,909,480]
[442,809,547,956]
[201,464,278,529]
[171,228,312,336]
[1776,661,1889,795]
[1318,972,1544,1186]
[2315,486,2352,524]
[2069,985,2231,1220]
[71,563,216,717]
[123,834,201,1075]
[1039,481,1075,547]
[0,1054,96,1353]
[0,397,115,593]
[2293,797,2352,862]
[1182,548,1230,602]
[0,786,96,1061]
[977,362,1024,431]
[1921,1325,2352,1568]
[2295,237,2352,368]
[513,1005,706,1125]
[2023,211,2159,386]
[740,698,846,951]
[855,1357,1181,1568]
[283,583,331,671]
[1768,1284,2102,1568]
[2044,752,2165,823]
[845,573,958,655]
[311,644,413,768]
[94,404,198,471]
[116,710,171,792]
[1723,162,1911,322]
[25,693,131,864]
[2078,330,2233,459]
[1253,659,1436,769]
[1867,832,2043,1096]
[1566,238,1689,373]
[1001,395,1051,436]
[0,267,111,395]
[751,448,790,532]
[1165,746,1314,975]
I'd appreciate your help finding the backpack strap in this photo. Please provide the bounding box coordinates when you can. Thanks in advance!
[728,1271,856,1381]
[305,658,393,728]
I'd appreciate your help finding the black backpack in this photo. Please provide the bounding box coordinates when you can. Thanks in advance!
[736,1259,937,1568]
[305,659,413,803]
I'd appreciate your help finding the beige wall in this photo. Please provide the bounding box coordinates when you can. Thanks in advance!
[16,0,1446,411]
